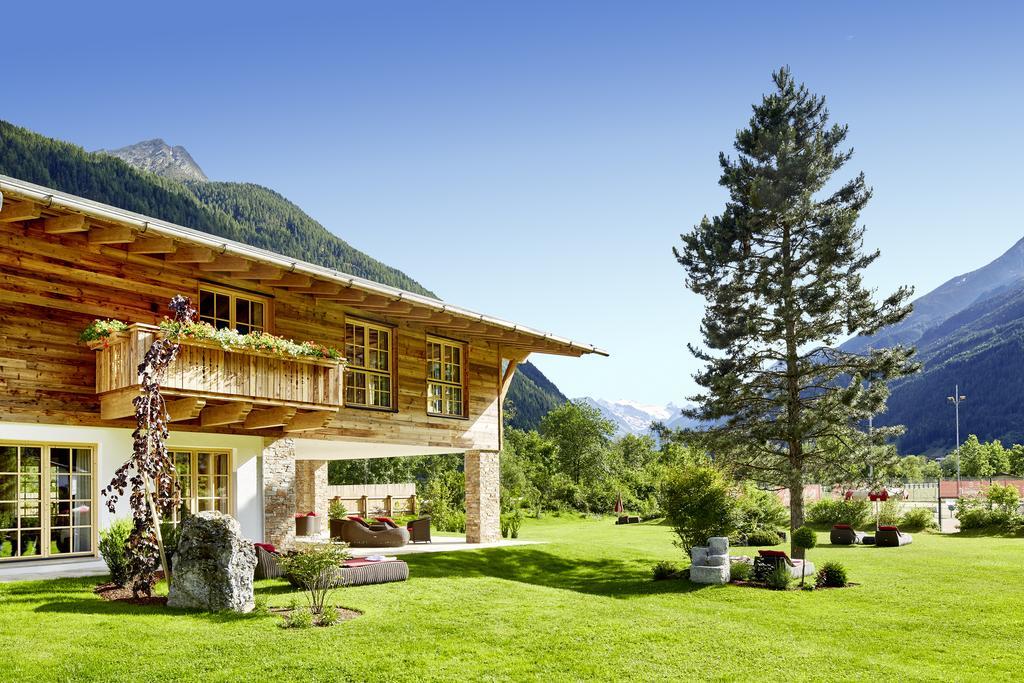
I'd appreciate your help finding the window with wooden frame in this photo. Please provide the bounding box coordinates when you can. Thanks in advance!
[165,449,232,521]
[198,285,270,335]
[1,442,95,561]
[344,319,395,410]
[426,336,467,418]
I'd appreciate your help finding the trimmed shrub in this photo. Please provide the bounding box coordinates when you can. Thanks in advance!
[734,483,788,536]
[899,507,935,532]
[806,498,871,528]
[792,526,817,552]
[730,562,753,582]
[98,518,133,587]
[815,561,848,588]
[876,499,902,526]
[745,529,782,547]
[660,462,737,554]
[652,560,681,581]
[765,564,792,590]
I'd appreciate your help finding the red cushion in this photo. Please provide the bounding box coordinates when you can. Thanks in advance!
[347,515,370,527]
[833,524,852,530]
[254,542,276,554]
[375,516,397,527]
[758,549,788,558]
[878,525,899,531]
[306,511,317,517]
[879,490,890,501]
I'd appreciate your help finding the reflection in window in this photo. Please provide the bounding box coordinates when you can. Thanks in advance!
[426,337,465,417]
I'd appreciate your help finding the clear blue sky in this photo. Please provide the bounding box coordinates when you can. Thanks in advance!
[4,2,1022,406]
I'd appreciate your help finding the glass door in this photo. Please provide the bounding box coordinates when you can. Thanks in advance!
[0,444,94,561]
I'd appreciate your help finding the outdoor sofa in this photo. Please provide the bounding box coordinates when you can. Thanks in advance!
[336,516,410,547]
[253,542,409,587]
[830,524,867,545]
[875,525,913,547]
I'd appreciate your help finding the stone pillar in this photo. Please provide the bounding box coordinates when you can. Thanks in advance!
[465,450,501,543]
[295,459,329,538]
[262,438,296,549]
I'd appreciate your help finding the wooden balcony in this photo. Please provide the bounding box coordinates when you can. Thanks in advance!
[91,324,343,432]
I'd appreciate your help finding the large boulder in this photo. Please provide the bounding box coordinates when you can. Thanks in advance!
[167,511,256,612]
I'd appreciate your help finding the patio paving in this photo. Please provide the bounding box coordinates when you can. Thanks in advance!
[347,535,541,557]
[0,536,541,582]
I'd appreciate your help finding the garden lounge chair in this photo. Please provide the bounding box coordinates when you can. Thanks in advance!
[754,549,815,580]
[338,516,409,547]
[875,525,913,547]
[406,516,432,543]
[253,543,283,580]
[830,524,867,545]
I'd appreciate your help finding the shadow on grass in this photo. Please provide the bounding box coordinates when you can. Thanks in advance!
[402,546,708,598]
[33,597,270,623]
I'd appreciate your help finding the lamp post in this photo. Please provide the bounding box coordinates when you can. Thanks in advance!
[947,386,966,497]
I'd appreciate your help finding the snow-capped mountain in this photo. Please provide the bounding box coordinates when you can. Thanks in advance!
[577,398,701,437]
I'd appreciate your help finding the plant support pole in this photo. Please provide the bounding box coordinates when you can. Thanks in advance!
[143,473,171,584]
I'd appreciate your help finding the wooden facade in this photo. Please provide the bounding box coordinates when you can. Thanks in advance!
[0,175,605,453]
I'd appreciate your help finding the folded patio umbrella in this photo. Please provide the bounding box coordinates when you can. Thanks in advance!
[613,492,624,514]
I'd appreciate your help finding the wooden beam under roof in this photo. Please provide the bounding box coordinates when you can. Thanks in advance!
[200,401,254,427]
[0,200,41,223]
[88,225,136,245]
[315,287,369,304]
[244,406,297,429]
[42,214,89,234]
[198,255,252,272]
[128,237,176,254]
[166,246,216,263]
[234,263,283,280]
[291,282,343,296]
[284,409,336,433]
[166,397,207,422]
[262,272,312,288]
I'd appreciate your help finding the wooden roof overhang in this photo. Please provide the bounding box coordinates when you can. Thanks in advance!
[0,174,608,359]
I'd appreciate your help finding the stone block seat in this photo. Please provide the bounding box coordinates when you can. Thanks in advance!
[689,536,731,584]
[755,549,815,580]
[875,526,913,547]
[830,524,867,545]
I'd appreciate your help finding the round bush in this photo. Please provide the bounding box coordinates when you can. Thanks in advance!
[730,561,753,582]
[652,560,681,581]
[765,564,792,590]
[815,561,848,588]
[899,507,935,532]
[792,526,817,551]
[745,529,782,546]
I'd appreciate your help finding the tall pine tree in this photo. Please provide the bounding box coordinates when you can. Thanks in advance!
[676,68,918,555]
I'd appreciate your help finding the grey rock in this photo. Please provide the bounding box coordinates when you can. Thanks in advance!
[708,536,729,555]
[99,138,209,183]
[167,511,256,612]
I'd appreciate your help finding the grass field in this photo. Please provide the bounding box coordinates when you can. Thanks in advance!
[1,517,1023,681]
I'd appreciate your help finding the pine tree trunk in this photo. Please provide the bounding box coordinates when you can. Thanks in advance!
[789,466,805,559]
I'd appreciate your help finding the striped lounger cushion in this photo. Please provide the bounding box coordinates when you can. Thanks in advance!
[338,560,409,587]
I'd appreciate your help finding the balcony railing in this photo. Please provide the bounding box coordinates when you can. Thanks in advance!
[91,324,344,431]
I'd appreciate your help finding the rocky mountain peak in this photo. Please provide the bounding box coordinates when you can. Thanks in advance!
[100,138,208,183]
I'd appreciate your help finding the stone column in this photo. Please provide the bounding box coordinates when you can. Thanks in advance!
[465,450,501,543]
[262,438,296,549]
[295,459,329,538]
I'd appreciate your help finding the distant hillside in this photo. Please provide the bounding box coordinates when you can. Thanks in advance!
[873,281,1024,454]
[843,236,1024,353]
[0,121,434,296]
[504,361,568,431]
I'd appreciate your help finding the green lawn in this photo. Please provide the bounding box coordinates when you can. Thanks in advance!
[1,518,1022,681]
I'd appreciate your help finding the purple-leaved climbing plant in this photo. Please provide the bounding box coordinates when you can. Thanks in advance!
[103,295,195,596]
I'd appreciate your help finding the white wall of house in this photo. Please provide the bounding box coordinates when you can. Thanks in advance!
[0,422,265,557]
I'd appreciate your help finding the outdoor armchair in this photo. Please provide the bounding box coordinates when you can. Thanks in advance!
[406,516,432,543]
[830,524,867,545]
[875,526,913,547]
